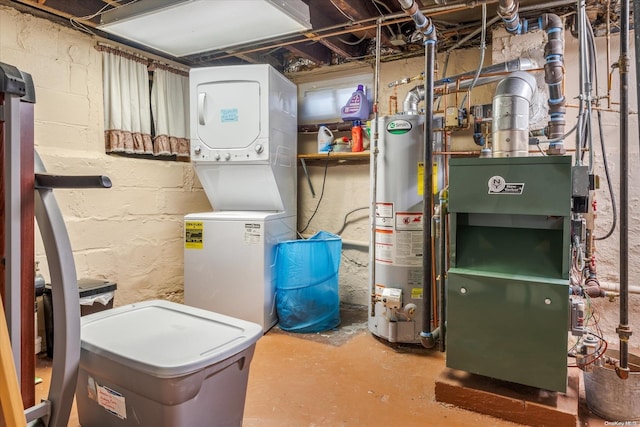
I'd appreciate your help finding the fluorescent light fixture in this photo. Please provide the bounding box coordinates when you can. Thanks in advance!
[98,0,312,57]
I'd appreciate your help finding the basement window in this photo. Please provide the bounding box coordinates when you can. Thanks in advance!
[297,72,373,125]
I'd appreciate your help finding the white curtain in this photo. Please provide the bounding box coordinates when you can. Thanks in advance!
[102,50,153,154]
[150,68,190,158]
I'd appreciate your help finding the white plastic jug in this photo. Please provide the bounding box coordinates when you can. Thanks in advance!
[317,126,334,152]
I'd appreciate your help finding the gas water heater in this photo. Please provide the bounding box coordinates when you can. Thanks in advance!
[368,114,444,344]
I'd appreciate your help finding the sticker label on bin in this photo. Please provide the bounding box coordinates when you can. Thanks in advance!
[97,384,127,419]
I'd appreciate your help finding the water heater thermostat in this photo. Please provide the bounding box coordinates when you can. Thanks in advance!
[381,288,402,309]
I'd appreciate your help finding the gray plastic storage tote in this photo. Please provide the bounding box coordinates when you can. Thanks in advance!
[75,300,262,427]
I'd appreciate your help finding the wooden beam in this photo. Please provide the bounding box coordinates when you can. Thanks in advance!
[308,0,369,60]
[326,0,394,44]
[1,94,5,308]
[0,299,27,427]
[11,0,104,27]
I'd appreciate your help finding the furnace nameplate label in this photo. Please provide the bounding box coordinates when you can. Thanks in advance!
[488,175,525,195]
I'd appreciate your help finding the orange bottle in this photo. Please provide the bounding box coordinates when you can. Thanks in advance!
[351,121,363,152]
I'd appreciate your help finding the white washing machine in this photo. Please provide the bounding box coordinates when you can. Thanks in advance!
[184,211,295,331]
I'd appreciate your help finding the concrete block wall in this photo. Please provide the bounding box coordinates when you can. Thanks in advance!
[0,6,211,305]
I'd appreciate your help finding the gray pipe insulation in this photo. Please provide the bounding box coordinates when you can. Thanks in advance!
[499,0,566,154]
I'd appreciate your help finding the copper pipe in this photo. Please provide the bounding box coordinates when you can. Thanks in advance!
[431,234,438,327]
[565,103,638,114]
[432,148,587,155]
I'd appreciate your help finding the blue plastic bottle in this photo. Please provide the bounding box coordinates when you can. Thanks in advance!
[341,85,370,121]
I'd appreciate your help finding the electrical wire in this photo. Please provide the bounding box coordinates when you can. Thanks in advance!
[568,293,609,367]
[594,109,618,240]
[546,122,578,144]
[370,0,399,37]
[584,12,599,170]
[585,10,617,241]
[435,51,451,111]
[69,0,138,35]
[335,207,369,236]
[328,0,355,22]
[298,152,332,236]
[338,33,370,46]
[341,251,368,268]
[459,2,487,109]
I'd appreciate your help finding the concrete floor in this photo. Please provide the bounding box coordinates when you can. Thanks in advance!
[35,304,610,426]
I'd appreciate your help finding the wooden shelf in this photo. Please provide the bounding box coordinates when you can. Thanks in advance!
[298,151,370,161]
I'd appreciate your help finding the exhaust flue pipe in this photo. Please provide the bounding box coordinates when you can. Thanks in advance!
[492,71,537,157]
[498,1,566,154]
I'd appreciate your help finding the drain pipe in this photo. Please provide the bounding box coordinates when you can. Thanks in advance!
[616,0,632,380]
[396,0,438,349]
[498,0,566,155]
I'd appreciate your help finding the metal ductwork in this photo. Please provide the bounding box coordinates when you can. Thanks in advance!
[491,71,537,157]
[403,85,426,115]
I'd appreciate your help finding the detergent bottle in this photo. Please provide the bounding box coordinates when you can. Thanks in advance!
[317,125,334,152]
[341,85,370,122]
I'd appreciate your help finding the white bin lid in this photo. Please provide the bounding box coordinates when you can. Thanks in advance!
[80,300,262,378]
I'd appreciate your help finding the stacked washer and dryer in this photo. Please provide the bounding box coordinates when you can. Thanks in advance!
[183,64,298,332]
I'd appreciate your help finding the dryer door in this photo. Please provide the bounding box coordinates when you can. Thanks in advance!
[195,80,262,151]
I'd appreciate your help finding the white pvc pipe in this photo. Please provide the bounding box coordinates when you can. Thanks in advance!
[599,283,640,295]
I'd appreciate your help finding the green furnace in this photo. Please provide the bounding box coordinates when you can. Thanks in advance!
[446,155,574,392]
